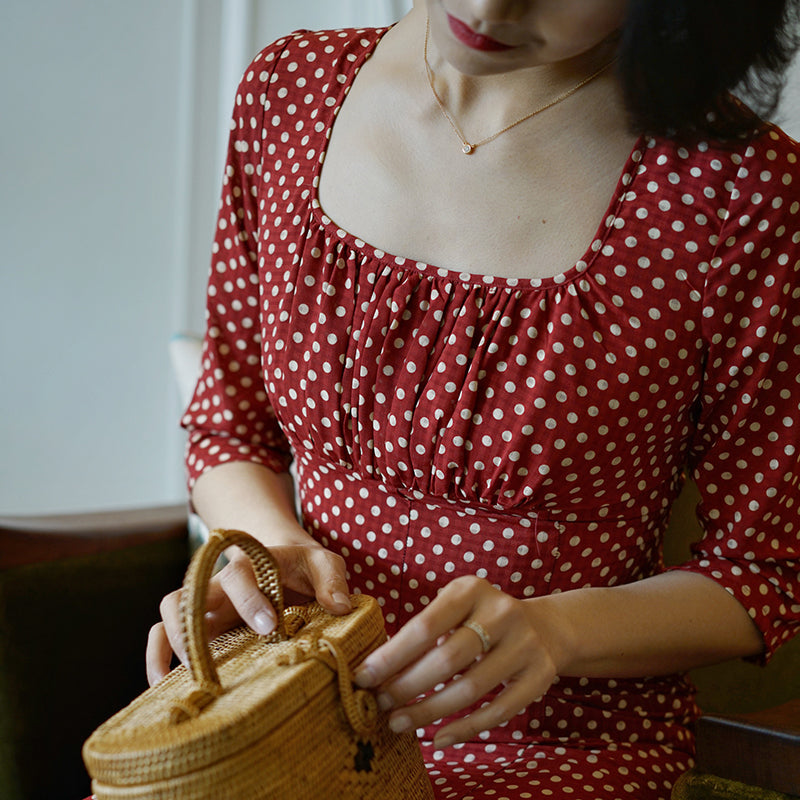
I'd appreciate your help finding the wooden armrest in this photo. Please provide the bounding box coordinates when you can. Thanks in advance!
[0,503,188,569]
[694,699,800,796]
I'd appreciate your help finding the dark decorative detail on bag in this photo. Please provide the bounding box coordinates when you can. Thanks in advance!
[354,740,375,773]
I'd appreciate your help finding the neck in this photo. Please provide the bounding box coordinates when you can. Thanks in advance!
[413,7,620,128]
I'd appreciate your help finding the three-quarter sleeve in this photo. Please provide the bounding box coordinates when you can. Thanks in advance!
[181,38,295,489]
[671,129,800,660]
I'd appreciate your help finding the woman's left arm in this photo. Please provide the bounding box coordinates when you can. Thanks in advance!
[353,568,762,749]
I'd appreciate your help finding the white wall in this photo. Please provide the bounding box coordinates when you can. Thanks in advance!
[0,1,796,514]
[1,1,191,514]
[781,57,800,135]
[0,1,410,514]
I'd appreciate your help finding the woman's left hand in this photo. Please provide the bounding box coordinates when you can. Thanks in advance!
[353,575,566,749]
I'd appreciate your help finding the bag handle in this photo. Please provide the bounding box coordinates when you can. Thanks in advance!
[179,529,287,695]
[171,529,376,734]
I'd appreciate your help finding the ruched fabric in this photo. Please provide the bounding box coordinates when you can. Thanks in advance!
[182,27,800,799]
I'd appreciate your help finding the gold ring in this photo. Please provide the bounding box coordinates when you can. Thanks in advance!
[461,620,491,653]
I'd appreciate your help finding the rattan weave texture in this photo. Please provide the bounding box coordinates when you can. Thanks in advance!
[83,530,434,799]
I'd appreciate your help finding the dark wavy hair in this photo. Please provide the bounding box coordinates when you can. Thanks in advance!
[618,0,800,139]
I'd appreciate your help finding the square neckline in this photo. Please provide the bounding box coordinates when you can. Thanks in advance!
[307,26,649,291]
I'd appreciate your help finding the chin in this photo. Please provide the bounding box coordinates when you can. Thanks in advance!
[440,46,533,77]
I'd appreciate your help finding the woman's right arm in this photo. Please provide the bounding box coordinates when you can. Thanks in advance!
[145,461,351,686]
[146,36,354,686]
[191,461,303,544]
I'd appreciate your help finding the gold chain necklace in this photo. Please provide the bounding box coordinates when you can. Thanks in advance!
[423,17,616,154]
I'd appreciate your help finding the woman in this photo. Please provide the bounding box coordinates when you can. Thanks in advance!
[147,1,800,798]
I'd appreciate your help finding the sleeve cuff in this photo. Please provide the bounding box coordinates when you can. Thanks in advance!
[667,558,800,664]
[185,431,293,491]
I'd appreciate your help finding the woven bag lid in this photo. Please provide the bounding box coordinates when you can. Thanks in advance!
[82,532,386,788]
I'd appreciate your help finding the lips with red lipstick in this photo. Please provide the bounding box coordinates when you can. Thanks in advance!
[446,14,514,52]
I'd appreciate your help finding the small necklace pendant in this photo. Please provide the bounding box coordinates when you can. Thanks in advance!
[462,143,474,154]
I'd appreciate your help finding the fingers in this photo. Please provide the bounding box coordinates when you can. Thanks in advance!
[203,545,352,637]
[145,557,272,687]
[260,544,351,614]
[352,576,559,748]
[373,626,484,710]
[431,673,545,749]
[145,543,350,685]
[217,556,277,635]
[156,587,186,665]
[354,575,485,688]
[302,547,352,614]
[145,622,174,686]
[203,575,248,635]
[388,637,552,740]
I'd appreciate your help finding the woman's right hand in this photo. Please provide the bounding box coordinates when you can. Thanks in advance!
[145,543,351,686]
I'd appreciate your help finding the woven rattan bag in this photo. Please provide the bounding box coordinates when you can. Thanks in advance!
[83,529,434,799]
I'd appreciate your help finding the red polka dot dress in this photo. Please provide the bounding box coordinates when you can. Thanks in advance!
[182,27,800,800]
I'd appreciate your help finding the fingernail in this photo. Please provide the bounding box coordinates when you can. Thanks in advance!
[434,734,455,749]
[253,609,276,635]
[353,665,375,687]
[377,692,394,711]
[332,592,352,611]
[389,714,411,734]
